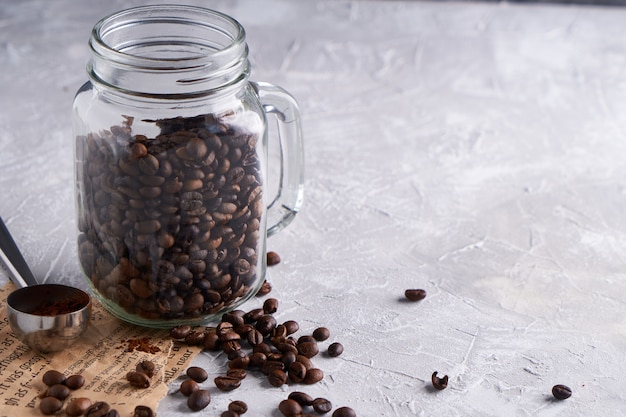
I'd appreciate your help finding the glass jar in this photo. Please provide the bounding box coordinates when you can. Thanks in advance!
[73,5,304,328]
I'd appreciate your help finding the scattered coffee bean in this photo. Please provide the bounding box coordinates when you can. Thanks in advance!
[279,399,303,417]
[86,401,111,417]
[133,405,155,417]
[303,368,324,384]
[46,384,71,400]
[267,251,281,266]
[106,410,120,417]
[228,400,248,414]
[39,396,63,415]
[65,374,86,390]
[328,342,344,357]
[126,371,150,388]
[186,366,209,382]
[180,379,200,396]
[257,280,272,296]
[552,384,572,400]
[405,289,427,301]
[187,389,211,411]
[298,341,319,358]
[312,397,333,414]
[66,397,93,417]
[288,391,315,406]
[170,324,192,339]
[214,376,242,391]
[263,297,279,314]
[42,369,66,386]
[312,327,330,341]
[226,368,248,380]
[221,412,239,417]
[268,369,288,387]
[136,360,156,378]
[283,320,299,335]
[431,371,448,390]
[332,406,356,417]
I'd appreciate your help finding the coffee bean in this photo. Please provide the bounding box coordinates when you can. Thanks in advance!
[221,412,239,417]
[106,410,120,417]
[278,399,302,417]
[313,397,333,414]
[187,389,211,411]
[86,401,111,417]
[288,391,314,406]
[552,384,572,400]
[65,374,86,390]
[312,327,330,341]
[186,366,208,383]
[39,397,63,415]
[288,361,307,383]
[136,360,156,378]
[126,371,150,388]
[303,368,324,384]
[66,398,93,417]
[257,280,272,296]
[268,369,288,387]
[256,315,277,335]
[266,251,281,266]
[226,368,247,380]
[405,289,427,301]
[328,342,344,357]
[297,341,319,358]
[283,320,299,335]
[133,405,155,417]
[431,371,448,390]
[42,370,66,386]
[228,400,248,414]
[180,379,199,396]
[46,384,71,400]
[170,324,192,339]
[214,376,242,391]
[332,407,356,417]
[263,298,279,314]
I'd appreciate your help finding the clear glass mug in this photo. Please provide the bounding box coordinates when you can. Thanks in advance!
[73,5,304,328]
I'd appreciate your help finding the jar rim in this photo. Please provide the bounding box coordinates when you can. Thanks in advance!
[90,4,246,69]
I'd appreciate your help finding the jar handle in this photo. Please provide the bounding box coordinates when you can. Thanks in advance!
[253,82,305,237]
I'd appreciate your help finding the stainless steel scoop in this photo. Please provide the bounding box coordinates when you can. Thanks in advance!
[0,217,91,352]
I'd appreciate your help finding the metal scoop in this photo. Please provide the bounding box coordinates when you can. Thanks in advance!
[0,217,91,353]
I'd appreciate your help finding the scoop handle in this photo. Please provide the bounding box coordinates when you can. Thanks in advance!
[0,217,39,288]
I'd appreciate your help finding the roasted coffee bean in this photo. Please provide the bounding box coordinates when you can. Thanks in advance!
[221,412,239,417]
[247,329,264,346]
[187,389,211,411]
[214,376,242,391]
[229,355,250,369]
[132,405,155,417]
[261,360,285,375]
[312,327,330,341]
[298,335,317,345]
[313,397,333,414]
[332,407,356,417]
[180,379,199,396]
[288,361,307,383]
[279,399,303,417]
[186,366,209,382]
[303,368,324,384]
[296,355,313,370]
[203,332,221,350]
[46,384,71,400]
[257,280,272,296]
[39,397,63,415]
[431,371,448,390]
[66,398,93,417]
[185,330,207,346]
[552,384,572,400]
[170,324,192,339]
[65,374,86,390]
[268,369,288,387]
[226,368,247,380]
[256,314,277,335]
[244,308,264,323]
[328,342,344,357]
[228,400,248,414]
[405,289,427,301]
[263,298,279,314]
[86,401,111,417]
[248,352,267,368]
[266,251,281,266]
[297,341,319,358]
[127,371,150,388]
[107,410,121,417]
[42,369,66,386]
[283,320,299,335]
[288,391,315,406]
[136,360,156,378]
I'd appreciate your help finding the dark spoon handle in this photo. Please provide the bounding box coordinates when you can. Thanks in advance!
[0,217,39,288]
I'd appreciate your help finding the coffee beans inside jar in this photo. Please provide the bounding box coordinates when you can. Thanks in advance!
[76,113,266,325]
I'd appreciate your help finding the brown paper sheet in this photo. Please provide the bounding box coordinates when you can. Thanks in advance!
[0,282,203,416]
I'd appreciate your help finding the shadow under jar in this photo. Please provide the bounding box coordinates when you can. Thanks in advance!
[73,5,304,328]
